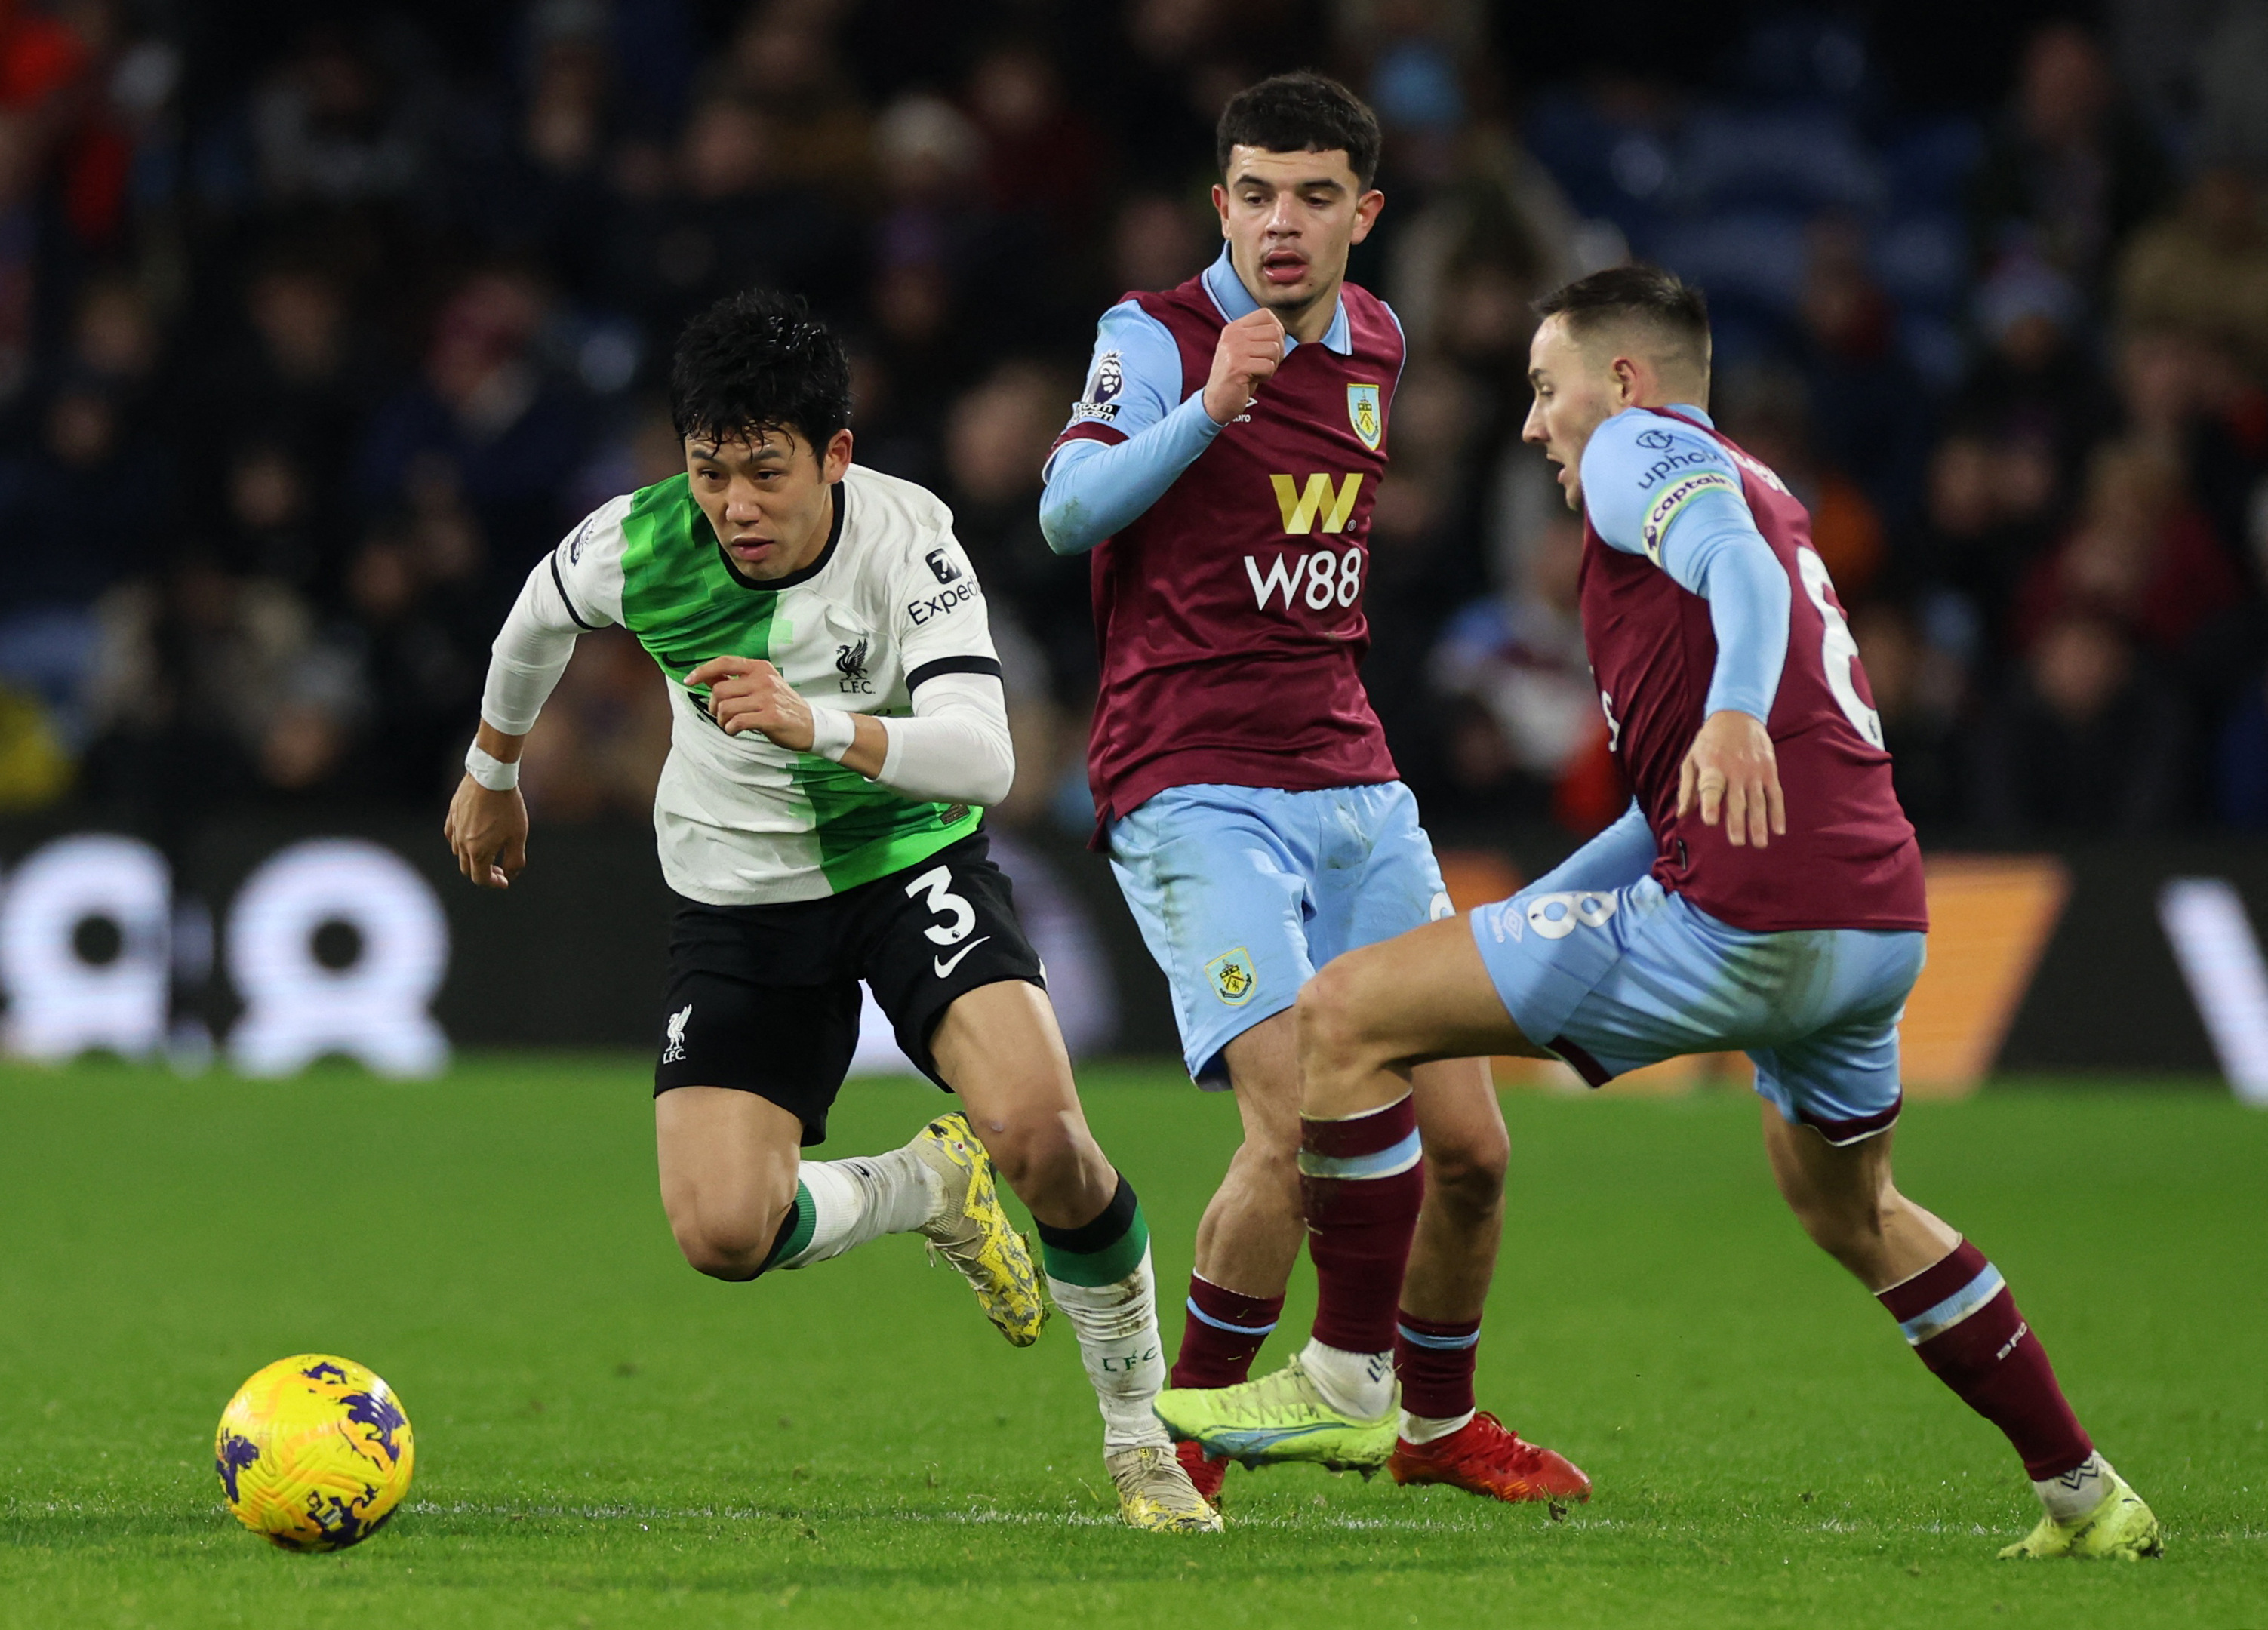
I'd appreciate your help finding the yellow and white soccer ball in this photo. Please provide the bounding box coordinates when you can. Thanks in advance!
[214,1354,415,1551]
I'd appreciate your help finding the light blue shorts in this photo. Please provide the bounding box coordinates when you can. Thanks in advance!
[1469,875,1926,1144]
[1108,782,1452,1085]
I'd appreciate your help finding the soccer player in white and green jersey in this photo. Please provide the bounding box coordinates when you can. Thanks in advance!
[443,291,1216,1533]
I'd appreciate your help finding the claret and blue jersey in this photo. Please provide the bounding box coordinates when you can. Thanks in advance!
[1466,402,1931,1143]
[1043,248,1452,1084]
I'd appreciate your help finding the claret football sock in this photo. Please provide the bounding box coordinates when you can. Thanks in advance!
[1395,1312,1482,1441]
[1300,1094,1425,1358]
[1170,1275,1285,1389]
[764,1149,938,1272]
[1875,1239,2095,1487]
[1039,1175,1171,1452]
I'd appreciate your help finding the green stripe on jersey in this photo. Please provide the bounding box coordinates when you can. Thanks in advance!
[617,475,977,893]
[793,755,981,892]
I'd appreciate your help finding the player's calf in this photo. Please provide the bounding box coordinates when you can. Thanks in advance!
[1763,1112,2159,1558]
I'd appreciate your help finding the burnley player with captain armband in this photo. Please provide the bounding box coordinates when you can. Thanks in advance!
[1157,264,2162,1561]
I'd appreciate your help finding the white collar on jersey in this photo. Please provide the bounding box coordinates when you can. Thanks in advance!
[1201,247,1355,355]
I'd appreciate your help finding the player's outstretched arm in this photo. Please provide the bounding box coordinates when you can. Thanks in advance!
[444,518,620,889]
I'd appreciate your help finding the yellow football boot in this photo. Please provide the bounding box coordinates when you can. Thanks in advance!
[909,1113,1045,1346]
[1106,1445,1223,1533]
[1152,1355,1398,1474]
[1999,1466,2162,1561]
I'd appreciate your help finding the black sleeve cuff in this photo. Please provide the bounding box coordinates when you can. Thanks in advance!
[906,655,1003,692]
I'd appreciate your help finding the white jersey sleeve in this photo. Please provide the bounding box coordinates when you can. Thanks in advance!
[854,509,1013,805]
[479,497,632,736]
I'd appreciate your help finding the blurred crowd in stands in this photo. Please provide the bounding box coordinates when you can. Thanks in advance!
[7,0,2268,843]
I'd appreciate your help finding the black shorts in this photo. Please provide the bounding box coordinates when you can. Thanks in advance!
[653,831,1045,1146]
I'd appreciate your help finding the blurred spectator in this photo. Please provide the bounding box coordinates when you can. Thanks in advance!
[1429,513,1620,830]
[1797,218,1930,526]
[1971,610,2187,832]
[966,40,1102,258]
[357,268,588,598]
[1717,364,1885,601]
[725,5,872,195]
[0,383,150,734]
[343,469,490,800]
[938,359,1088,825]
[1968,21,2170,296]
[1108,190,1212,297]
[2118,168,2268,375]
[2013,441,2246,680]
[1951,251,2113,487]
[183,257,373,499]
[607,92,856,337]
[1851,601,1963,827]
[516,629,671,820]
[1902,426,2059,674]
[942,360,1088,694]
[77,558,343,826]
[251,23,438,208]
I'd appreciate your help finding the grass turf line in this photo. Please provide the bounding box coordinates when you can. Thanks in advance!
[0,1057,2261,1628]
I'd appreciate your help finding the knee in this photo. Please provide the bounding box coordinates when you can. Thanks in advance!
[673,1216,774,1282]
[1294,962,1376,1078]
[1423,1128,1509,1216]
[971,1102,1096,1211]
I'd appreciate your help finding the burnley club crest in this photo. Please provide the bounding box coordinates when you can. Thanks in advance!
[1347,383,1383,451]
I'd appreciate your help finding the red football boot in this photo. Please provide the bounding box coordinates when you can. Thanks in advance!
[1388,1412,1592,1503]
[1176,1438,1228,1505]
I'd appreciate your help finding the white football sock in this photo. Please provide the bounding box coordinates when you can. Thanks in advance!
[772,1148,939,1269]
[2036,1451,2115,1524]
[1048,1244,1170,1453]
[1399,1409,1476,1445]
[1300,1337,1395,1421]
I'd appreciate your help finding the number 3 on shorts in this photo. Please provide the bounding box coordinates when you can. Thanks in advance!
[905,866,977,946]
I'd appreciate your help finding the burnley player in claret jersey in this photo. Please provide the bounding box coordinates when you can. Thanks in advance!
[1158,266,2163,1561]
[1042,72,1587,1508]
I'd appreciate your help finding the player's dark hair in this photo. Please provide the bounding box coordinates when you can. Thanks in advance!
[669,288,853,454]
[1534,264,1712,367]
[1216,72,1382,189]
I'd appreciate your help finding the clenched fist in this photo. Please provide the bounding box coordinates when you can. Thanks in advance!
[686,655,816,749]
[1202,307,1285,424]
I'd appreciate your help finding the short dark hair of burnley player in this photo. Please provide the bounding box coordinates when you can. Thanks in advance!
[1201,72,1386,392]
[1156,261,2162,1559]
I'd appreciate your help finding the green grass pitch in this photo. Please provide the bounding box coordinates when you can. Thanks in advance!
[0,1057,2262,1628]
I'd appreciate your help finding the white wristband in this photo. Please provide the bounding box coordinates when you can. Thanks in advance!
[806,705,856,763]
[465,742,520,791]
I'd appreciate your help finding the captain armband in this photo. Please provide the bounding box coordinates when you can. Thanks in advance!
[1639,469,1740,567]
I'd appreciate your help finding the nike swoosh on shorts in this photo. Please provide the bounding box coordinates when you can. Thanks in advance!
[934,936,992,978]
